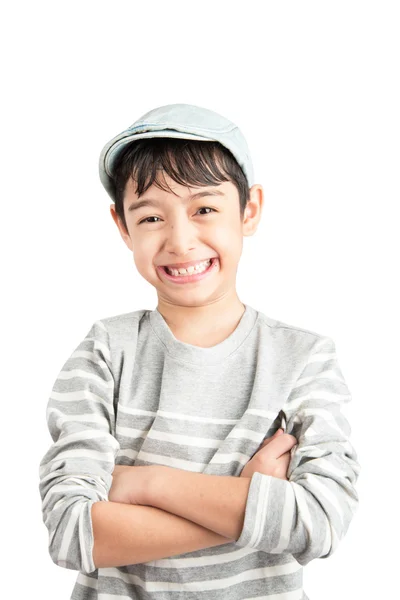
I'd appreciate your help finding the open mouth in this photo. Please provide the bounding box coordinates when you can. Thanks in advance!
[158,257,219,284]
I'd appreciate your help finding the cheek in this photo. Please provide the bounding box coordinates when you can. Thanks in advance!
[132,247,161,281]
[132,252,149,274]
[131,237,154,264]
[216,228,243,258]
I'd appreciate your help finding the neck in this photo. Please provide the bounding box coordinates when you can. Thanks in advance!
[156,294,246,346]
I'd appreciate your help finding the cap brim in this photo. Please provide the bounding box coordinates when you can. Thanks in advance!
[99,130,218,202]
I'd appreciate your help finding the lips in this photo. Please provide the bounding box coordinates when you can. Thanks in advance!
[158,257,218,283]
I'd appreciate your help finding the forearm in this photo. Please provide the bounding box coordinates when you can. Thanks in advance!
[91,500,234,569]
[149,467,252,540]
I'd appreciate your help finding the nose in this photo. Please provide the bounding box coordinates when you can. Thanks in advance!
[163,216,197,258]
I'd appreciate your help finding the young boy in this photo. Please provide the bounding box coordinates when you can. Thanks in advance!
[39,103,360,600]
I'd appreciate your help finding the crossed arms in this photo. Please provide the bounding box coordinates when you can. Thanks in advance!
[91,469,251,568]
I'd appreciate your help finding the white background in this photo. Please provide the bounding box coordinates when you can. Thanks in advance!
[1,1,399,598]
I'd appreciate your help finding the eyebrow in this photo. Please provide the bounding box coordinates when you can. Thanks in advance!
[127,189,225,212]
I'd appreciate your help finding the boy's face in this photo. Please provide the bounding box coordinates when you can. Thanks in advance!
[110,172,263,308]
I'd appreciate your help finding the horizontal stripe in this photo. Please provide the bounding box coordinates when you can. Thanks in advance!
[97,561,302,592]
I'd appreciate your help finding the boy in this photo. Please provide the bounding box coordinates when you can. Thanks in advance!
[39,103,360,599]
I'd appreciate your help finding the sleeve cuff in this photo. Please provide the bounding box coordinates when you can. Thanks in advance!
[236,471,291,551]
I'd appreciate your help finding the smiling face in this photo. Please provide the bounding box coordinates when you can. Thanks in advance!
[110,170,263,310]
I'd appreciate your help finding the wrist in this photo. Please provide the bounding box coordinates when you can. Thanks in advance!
[145,465,166,506]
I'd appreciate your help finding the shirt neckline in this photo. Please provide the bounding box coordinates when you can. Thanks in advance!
[148,303,259,366]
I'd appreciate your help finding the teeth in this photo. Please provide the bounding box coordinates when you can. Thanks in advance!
[166,259,211,276]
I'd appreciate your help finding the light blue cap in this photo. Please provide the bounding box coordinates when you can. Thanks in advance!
[99,103,254,202]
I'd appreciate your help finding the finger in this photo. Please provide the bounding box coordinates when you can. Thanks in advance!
[274,434,297,456]
[262,429,290,446]
[261,429,284,445]
[261,433,297,458]
[275,452,292,479]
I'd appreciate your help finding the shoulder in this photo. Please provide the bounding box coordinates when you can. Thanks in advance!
[92,308,149,333]
[256,308,330,338]
[84,309,151,353]
[254,308,335,356]
[83,309,152,371]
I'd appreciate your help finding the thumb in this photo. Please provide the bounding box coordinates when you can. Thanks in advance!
[274,428,284,436]
[262,428,284,445]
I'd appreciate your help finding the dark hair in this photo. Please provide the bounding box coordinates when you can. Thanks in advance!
[110,138,250,233]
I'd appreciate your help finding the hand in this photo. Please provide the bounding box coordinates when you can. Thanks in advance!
[108,464,156,505]
[240,429,297,480]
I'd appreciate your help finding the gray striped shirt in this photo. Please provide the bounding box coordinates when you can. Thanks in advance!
[39,303,360,599]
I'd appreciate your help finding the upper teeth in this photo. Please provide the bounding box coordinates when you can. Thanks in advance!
[166,259,211,276]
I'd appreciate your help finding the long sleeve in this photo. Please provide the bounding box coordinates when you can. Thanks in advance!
[236,335,361,566]
[38,320,120,574]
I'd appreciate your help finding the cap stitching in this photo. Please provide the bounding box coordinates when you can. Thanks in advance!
[128,122,238,135]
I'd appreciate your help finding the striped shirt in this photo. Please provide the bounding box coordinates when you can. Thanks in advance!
[39,303,360,599]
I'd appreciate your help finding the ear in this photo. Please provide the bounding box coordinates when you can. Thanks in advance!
[109,204,134,252]
[242,184,264,236]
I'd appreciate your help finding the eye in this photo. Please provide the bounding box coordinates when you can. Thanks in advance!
[197,207,216,216]
[138,216,162,225]
[138,207,216,225]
